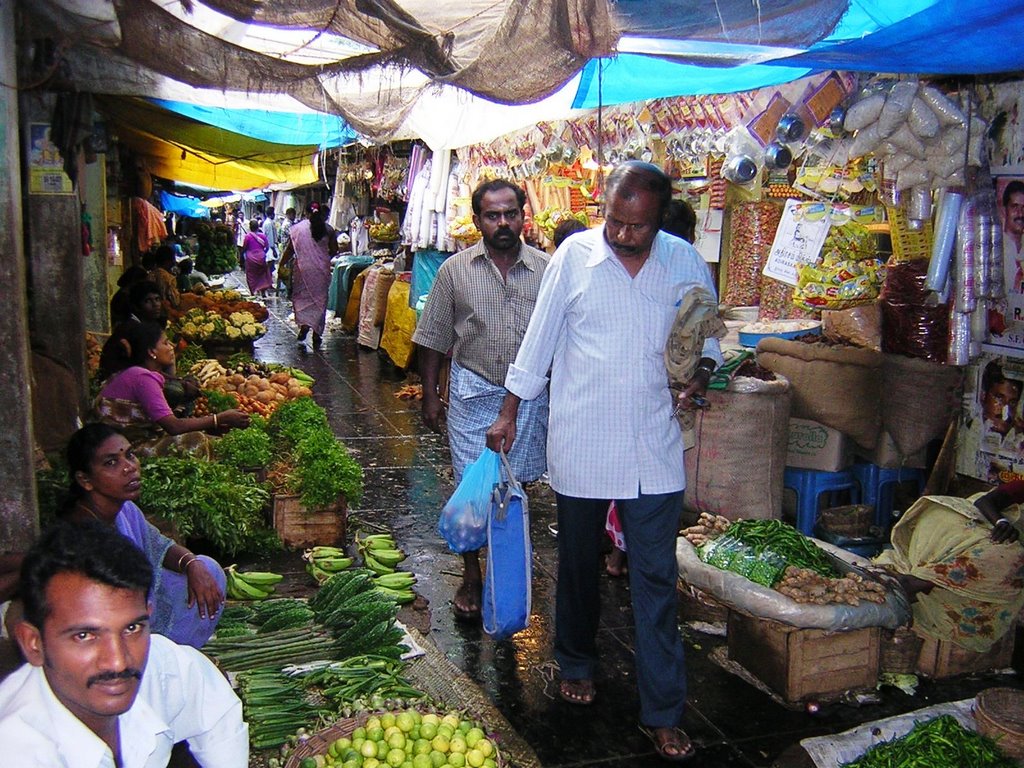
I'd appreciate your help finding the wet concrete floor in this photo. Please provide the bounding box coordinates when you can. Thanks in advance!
[239,275,1022,768]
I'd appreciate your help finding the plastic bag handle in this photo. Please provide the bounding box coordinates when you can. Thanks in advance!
[491,450,520,522]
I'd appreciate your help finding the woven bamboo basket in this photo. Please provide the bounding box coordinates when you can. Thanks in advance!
[879,626,925,674]
[284,710,507,768]
[285,715,364,768]
[974,687,1024,759]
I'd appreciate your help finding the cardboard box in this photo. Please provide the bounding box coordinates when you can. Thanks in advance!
[854,429,928,469]
[727,611,880,702]
[915,627,1016,679]
[786,418,852,471]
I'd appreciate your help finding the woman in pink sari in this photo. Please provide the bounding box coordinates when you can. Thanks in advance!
[242,218,273,297]
[280,202,338,348]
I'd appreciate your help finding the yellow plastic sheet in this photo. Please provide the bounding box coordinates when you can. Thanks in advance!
[343,271,367,332]
[380,279,417,369]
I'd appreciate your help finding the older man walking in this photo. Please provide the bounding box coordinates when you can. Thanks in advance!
[487,161,721,762]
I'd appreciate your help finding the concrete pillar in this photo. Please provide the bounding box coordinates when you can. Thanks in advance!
[0,2,40,548]
[21,91,87,407]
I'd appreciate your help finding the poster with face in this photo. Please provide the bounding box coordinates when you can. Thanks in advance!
[987,176,1024,351]
[958,351,1024,482]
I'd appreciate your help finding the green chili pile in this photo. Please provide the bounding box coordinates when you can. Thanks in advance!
[698,519,838,587]
[842,715,1017,768]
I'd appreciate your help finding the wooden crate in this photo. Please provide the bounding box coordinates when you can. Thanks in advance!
[727,611,880,702]
[272,493,347,549]
[915,627,1016,679]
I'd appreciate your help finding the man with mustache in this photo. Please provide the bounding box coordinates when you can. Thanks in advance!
[486,162,721,762]
[413,179,549,620]
[0,521,247,767]
[993,180,1024,335]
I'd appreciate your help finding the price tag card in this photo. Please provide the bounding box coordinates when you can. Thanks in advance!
[762,199,832,286]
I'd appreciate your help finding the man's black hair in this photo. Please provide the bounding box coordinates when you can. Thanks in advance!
[471,179,527,216]
[128,280,161,310]
[1004,180,1024,209]
[154,245,175,268]
[983,359,1023,399]
[662,199,697,243]
[552,219,588,248]
[605,161,673,219]
[20,521,153,629]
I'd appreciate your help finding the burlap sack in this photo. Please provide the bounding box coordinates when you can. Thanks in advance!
[684,376,791,520]
[881,354,963,456]
[756,337,883,450]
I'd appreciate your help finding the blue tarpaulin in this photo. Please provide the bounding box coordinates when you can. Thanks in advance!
[160,191,208,218]
[573,0,1024,109]
[150,99,358,149]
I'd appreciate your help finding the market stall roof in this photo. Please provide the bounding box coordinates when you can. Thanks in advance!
[20,0,1024,154]
[94,96,322,190]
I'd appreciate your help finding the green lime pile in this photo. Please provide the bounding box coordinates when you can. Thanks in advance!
[299,708,499,768]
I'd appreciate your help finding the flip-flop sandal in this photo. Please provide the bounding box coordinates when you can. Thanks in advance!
[559,678,596,705]
[639,725,696,763]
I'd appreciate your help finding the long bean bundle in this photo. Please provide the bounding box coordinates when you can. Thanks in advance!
[842,715,1017,768]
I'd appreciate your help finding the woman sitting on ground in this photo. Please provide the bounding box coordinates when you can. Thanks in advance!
[875,480,1024,652]
[94,320,249,458]
[61,423,225,647]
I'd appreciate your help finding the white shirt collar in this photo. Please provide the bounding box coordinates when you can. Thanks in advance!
[34,666,173,768]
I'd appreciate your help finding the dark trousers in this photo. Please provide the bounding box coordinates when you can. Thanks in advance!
[554,490,687,728]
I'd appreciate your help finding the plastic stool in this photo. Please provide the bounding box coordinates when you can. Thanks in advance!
[850,463,927,529]
[783,467,862,536]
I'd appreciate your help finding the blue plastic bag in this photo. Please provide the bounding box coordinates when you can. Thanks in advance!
[482,452,532,640]
[438,448,501,553]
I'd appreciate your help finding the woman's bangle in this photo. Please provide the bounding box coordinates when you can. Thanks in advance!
[184,557,201,571]
[212,413,218,429]
[996,517,1011,527]
[177,552,196,572]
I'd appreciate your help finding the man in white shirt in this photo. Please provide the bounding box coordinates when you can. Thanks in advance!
[486,161,721,762]
[0,521,247,767]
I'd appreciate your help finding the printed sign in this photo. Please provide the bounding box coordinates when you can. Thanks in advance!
[28,123,72,195]
[762,199,831,286]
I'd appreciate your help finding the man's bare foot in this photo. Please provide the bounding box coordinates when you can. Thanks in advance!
[559,678,595,705]
[453,579,481,619]
[606,548,628,577]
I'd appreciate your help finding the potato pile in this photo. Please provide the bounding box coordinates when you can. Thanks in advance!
[775,566,887,606]
[208,371,313,415]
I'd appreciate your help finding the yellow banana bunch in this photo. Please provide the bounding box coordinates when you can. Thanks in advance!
[302,545,353,585]
[225,564,283,601]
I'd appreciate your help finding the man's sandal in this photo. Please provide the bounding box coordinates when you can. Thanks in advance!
[639,725,696,763]
[558,678,595,705]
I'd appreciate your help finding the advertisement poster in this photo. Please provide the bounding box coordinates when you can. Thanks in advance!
[28,123,72,195]
[957,351,1024,482]
[986,175,1024,352]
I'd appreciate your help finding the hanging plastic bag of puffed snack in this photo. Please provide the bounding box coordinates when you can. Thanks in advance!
[438,448,502,553]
